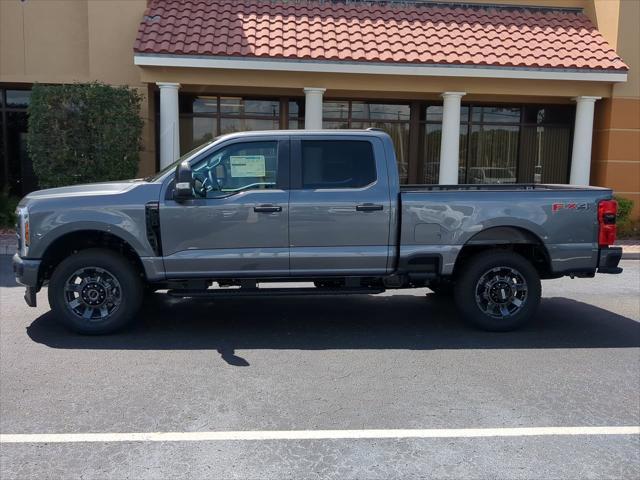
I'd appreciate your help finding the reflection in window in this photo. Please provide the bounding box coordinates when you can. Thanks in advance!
[478,106,521,123]
[6,90,31,108]
[467,125,519,184]
[193,96,217,113]
[425,105,469,123]
[352,102,410,121]
[220,118,279,135]
[322,101,349,120]
[219,97,280,116]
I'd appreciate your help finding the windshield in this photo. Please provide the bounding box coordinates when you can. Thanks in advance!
[144,140,216,182]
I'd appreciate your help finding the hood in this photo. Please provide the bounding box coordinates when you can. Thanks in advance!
[19,179,146,205]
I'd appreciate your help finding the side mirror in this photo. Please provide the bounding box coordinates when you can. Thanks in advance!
[173,161,194,201]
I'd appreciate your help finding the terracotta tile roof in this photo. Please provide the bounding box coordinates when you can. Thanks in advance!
[134,0,628,71]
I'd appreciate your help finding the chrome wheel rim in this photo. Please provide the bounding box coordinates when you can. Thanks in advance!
[64,267,122,322]
[475,266,527,319]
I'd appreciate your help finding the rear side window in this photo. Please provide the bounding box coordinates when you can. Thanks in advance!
[301,140,376,189]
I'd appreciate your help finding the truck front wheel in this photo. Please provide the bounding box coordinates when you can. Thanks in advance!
[454,250,541,331]
[48,248,143,335]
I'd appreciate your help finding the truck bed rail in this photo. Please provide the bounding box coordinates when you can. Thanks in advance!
[400,183,610,193]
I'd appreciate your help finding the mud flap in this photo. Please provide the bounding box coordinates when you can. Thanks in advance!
[24,287,37,307]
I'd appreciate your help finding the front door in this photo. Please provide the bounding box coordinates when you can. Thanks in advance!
[160,138,289,278]
[288,135,392,275]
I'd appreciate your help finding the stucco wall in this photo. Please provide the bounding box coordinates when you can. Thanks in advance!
[0,0,155,176]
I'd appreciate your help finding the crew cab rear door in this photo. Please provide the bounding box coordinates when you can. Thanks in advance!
[288,135,392,275]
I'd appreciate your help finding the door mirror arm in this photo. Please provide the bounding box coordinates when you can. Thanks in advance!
[173,161,194,201]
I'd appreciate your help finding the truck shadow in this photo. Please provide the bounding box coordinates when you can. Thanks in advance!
[26,294,640,365]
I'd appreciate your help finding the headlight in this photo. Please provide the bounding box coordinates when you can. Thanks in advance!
[17,207,29,257]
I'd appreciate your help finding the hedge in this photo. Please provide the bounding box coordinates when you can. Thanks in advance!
[27,83,143,189]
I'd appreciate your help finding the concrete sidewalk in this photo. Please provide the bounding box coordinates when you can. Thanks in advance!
[2,233,639,258]
[617,240,640,260]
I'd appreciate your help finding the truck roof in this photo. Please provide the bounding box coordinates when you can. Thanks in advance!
[217,128,391,141]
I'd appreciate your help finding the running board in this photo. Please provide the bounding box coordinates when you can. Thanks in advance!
[167,287,385,298]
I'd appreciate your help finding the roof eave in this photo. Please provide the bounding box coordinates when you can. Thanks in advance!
[133,53,628,83]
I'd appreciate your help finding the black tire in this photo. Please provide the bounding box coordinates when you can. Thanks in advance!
[454,250,541,331]
[48,248,143,334]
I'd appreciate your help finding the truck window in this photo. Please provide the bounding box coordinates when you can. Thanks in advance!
[192,141,278,197]
[301,140,376,189]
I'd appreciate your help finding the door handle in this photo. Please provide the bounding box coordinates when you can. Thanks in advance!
[254,204,282,213]
[356,203,384,212]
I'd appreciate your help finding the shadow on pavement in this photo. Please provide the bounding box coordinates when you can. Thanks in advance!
[26,293,640,366]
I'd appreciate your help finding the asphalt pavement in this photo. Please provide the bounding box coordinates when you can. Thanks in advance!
[1,255,639,479]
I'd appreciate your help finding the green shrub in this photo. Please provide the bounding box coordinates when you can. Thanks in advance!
[0,194,19,229]
[614,195,633,223]
[614,195,637,239]
[27,82,143,189]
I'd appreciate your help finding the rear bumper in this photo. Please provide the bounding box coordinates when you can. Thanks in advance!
[597,247,623,274]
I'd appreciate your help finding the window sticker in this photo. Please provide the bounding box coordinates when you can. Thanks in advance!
[229,155,266,177]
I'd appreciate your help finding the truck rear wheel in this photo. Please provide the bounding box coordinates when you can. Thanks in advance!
[48,248,143,335]
[454,250,541,331]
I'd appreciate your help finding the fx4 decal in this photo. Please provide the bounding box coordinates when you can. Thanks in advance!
[552,202,589,213]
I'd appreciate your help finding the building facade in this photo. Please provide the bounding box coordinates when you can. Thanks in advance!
[1,0,638,218]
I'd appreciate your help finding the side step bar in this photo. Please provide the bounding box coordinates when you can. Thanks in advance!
[167,287,385,298]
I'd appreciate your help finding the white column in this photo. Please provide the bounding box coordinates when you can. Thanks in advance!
[569,96,601,185]
[438,92,466,184]
[157,82,181,169]
[303,87,326,130]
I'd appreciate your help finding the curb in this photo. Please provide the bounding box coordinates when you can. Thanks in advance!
[622,252,640,260]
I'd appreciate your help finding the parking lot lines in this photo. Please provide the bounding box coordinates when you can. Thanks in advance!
[2,426,639,444]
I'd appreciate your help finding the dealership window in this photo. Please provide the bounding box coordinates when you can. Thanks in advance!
[419,104,573,184]
[174,95,282,155]
[0,88,36,196]
[288,100,305,129]
[161,93,573,186]
[322,100,410,183]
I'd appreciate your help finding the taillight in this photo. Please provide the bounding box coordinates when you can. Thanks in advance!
[598,199,617,247]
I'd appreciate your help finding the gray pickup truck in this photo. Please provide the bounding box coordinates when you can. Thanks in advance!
[13,129,622,334]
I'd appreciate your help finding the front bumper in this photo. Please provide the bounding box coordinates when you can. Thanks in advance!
[12,254,41,307]
[597,246,623,274]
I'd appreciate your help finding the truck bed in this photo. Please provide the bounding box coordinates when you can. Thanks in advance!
[398,183,614,276]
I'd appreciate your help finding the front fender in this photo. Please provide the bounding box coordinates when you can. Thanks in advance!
[28,216,153,259]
